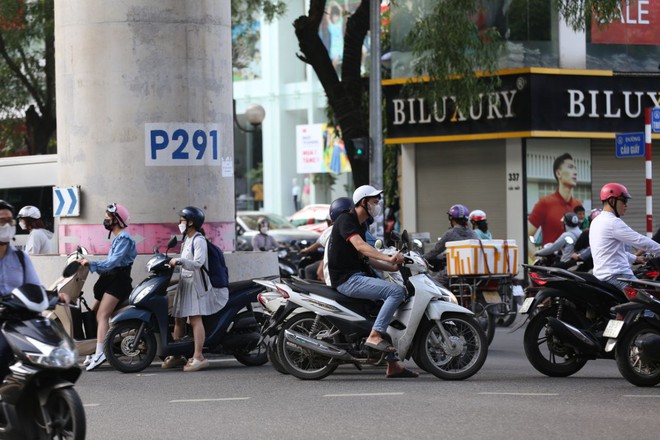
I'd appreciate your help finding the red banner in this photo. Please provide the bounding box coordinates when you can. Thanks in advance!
[591,0,660,45]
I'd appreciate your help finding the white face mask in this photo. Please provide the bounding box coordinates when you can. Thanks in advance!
[259,225,269,234]
[178,222,188,234]
[18,220,26,230]
[0,223,16,243]
[367,202,382,218]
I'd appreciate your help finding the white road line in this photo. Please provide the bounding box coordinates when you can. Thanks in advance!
[478,392,559,396]
[623,395,660,398]
[83,404,100,407]
[135,373,156,377]
[169,397,251,403]
[323,392,405,397]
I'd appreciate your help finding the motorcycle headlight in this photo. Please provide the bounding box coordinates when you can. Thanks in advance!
[132,284,155,304]
[25,338,78,369]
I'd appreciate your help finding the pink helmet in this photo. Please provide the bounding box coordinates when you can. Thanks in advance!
[600,183,631,202]
[589,209,602,222]
[107,203,130,227]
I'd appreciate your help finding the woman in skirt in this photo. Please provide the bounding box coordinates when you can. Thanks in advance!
[166,206,228,372]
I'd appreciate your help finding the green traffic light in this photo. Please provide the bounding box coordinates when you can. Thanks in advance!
[357,149,362,154]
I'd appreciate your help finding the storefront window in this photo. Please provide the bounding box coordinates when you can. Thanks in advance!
[388,0,557,79]
[586,1,660,71]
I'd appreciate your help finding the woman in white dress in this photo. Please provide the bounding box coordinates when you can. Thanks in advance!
[166,206,228,372]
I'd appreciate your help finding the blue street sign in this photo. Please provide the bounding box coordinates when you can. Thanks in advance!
[652,107,660,133]
[615,132,645,158]
[53,186,80,217]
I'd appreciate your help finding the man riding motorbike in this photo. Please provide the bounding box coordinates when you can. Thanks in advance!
[533,211,581,269]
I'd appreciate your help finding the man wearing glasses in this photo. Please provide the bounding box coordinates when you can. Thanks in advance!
[590,183,660,290]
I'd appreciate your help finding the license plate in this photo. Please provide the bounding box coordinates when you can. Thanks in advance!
[482,291,501,303]
[519,297,534,314]
[603,319,624,339]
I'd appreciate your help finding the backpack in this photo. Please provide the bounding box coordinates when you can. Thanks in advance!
[192,236,229,290]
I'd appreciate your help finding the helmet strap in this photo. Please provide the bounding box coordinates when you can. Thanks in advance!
[607,198,620,218]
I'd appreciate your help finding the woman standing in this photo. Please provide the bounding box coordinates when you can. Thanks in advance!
[80,203,137,371]
[166,206,228,372]
[16,206,54,254]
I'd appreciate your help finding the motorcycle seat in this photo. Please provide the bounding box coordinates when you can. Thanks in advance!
[288,280,375,306]
[576,272,628,298]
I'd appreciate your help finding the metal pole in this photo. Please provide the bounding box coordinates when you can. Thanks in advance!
[369,0,383,238]
[246,128,254,211]
[645,107,653,237]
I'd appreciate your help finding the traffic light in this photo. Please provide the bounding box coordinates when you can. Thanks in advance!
[349,137,369,162]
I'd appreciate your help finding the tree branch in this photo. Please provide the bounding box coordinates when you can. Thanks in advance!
[0,30,44,111]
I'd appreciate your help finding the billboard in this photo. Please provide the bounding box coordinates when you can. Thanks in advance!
[296,124,352,174]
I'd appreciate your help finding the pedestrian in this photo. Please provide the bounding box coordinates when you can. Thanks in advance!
[80,202,137,371]
[17,205,54,254]
[165,207,228,372]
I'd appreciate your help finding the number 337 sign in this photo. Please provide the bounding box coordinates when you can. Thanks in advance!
[145,123,226,166]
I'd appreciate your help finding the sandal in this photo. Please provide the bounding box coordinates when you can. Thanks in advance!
[161,355,187,369]
[183,358,209,372]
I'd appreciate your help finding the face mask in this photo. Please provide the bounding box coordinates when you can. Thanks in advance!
[103,218,113,231]
[0,224,16,243]
[367,202,382,218]
[178,222,188,234]
[259,225,269,234]
[18,220,26,230]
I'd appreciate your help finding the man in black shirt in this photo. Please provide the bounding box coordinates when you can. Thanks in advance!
[329,185,417,378]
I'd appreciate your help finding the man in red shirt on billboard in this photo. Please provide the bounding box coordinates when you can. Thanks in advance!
[528,152,583,246]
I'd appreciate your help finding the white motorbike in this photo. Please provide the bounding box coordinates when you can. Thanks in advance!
[259,231,488,380]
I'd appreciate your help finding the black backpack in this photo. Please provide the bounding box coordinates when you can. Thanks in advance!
[192,236,229,290]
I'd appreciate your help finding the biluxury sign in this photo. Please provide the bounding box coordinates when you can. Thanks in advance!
[384,69,660,143]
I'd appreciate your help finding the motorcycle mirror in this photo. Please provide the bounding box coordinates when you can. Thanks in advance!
[401,230,411,250]
[62,261,81,278]
[166,236,178,251]
[374,239,383,249]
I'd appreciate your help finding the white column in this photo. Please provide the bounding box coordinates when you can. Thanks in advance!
[400,143,417,231]
[506,138,525,264]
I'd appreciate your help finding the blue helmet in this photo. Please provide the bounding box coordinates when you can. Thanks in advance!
[329,197,354,222]
[447,204,470,221]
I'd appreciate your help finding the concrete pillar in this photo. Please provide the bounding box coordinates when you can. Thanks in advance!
[400,143,417,231]
[54,0,235,254]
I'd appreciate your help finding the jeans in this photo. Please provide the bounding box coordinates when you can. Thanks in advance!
[336,272,406,333]
[603,273,636,291]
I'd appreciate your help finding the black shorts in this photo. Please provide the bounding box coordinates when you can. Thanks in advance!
[93,269,133,302]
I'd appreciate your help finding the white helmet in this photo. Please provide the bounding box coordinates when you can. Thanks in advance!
[17,205,41,220]
[352,185,383,205]
[469,209,487,222]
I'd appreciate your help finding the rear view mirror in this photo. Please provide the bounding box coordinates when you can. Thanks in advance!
[167,236,178,251]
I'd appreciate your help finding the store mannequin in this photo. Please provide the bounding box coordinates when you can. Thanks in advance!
[292,178,301,211]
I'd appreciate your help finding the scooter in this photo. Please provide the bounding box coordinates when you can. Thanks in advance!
[261,231,489,381]
[602,278,660,387]
[519,264,628,377]
[104,236,269,373]
[0,284,86,440]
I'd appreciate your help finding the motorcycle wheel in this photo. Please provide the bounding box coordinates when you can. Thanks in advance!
[413,314,488,380]
[233,312,269,366]
[615,322,660,387]
[473,299,496,346]
[523,307,587,377]
[34,388,86,440]
[104,320,157,373]
[267,335,289,375]
[276,312,338,380]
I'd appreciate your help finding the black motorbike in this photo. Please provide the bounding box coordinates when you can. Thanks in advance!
[604,278,660,387]
[0,284,85,440]
[519,264,628,377]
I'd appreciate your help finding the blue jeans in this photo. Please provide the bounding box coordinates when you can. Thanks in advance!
[336,272,406,333]
[603,274,636,291]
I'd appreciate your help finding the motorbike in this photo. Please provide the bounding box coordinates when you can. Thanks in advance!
[519,264,628,377]
[603,278,660,387]
[0,284,86,440]
[104,236,269,373]
[261,231,489,381]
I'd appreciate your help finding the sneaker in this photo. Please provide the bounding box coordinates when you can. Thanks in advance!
[82,355,93,367]
[86,352,106,371]
[183,358,209,372]
[161,355,187,369]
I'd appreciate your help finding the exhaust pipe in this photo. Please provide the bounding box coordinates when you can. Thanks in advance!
[546,317,601,355]
[636,333,660,363]
[283,329,355,361]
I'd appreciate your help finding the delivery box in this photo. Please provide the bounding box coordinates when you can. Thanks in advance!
[445,239,518,276]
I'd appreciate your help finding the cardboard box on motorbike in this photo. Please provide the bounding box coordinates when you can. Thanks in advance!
[446,239,518,276]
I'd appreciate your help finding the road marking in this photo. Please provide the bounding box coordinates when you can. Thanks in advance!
[169,397,251,403]
[84,404,100,407]
[323,392,405,397]
[136,373,156,377]
[478,392,559,396]
[623,395,660,398]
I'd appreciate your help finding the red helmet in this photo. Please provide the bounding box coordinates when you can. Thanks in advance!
[600,183,631,202]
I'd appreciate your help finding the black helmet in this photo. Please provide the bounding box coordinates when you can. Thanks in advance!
[0,200,15,216]
[330,197,354,222]
[179,206,205,229]
[562,211,579,228]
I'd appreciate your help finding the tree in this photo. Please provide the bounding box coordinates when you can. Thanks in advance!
[292,0,622,188]
[0,0,54,155]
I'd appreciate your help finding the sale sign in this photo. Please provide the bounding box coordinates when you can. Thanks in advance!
[591,0,660,45]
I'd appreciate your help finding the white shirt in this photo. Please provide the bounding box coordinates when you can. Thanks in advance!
[25,228,54,254]
[590,211,660,280]
[319,226,333,285]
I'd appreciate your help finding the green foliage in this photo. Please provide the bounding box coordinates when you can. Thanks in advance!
[247,161,263,183]
[231,1,286,24]
[557,0,621,31]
